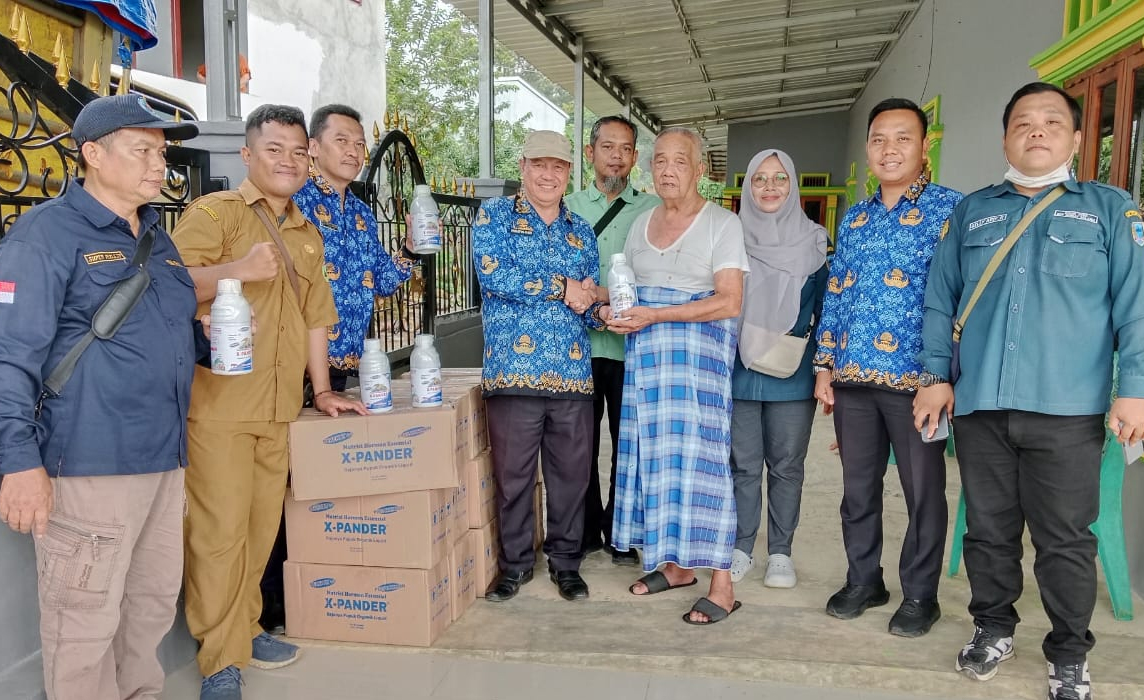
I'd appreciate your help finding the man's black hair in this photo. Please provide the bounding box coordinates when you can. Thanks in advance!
[244,104,307,144]
[1002,81,1082,131]
[310,104,362,139]
[867,98,928,136]
[590,115,638,147]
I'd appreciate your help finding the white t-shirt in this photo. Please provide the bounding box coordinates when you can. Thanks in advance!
[624,201,750,292]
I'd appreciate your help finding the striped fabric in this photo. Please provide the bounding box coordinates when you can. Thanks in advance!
[612,286,738,572]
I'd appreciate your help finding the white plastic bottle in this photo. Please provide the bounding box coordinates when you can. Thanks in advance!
[410,334,443,408]
[608,252,637,320]
[210,278,253,375]
[358,338,392,414]
[410,184,442,254]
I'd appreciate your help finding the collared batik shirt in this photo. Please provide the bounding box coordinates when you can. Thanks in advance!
[473,194,605,400]
[814,172,963,392]
[294,175,414,370]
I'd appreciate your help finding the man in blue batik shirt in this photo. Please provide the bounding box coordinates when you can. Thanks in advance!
[474,130,607,604]
[294,104,415,389]
[812,98,963,638]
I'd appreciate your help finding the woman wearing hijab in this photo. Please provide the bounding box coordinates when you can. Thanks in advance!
[729,149,828,588]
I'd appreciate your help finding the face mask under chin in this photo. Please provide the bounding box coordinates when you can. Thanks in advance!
[1004,156,1074,189]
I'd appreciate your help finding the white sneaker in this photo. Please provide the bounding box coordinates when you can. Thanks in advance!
[763,553,797,588]
[729,548,754,583]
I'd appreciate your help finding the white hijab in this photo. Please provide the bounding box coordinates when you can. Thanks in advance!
[737,149,828,368]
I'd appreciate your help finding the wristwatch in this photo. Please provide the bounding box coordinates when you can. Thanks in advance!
[918,371,949,387]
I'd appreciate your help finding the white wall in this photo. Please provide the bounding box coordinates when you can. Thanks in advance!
[725,112,850,188]
[247,0,386,131]
[843,0,1064,197]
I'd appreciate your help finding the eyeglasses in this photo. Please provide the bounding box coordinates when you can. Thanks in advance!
[751,173,790,187]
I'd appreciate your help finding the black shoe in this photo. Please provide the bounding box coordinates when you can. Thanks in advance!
[1047,660,1091,700]
[485,568,533,602]
[825,582,890,620]
[259,590,285,634]
[605,545,640,567]
[549,569,589,601]
[889,598,941,637]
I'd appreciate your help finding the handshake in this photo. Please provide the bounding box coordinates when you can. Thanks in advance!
[563,277,601,315]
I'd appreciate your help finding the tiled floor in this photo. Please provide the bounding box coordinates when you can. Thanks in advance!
[162,646,1013,700]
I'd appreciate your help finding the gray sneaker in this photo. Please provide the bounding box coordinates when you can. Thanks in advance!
[250,631,300,670]
[955,626,1014,681]
[763,554,797,588]
[1047,660,1091,700]
[729,548,754,583]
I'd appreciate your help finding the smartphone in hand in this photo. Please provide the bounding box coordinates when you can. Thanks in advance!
[920,410,949,443]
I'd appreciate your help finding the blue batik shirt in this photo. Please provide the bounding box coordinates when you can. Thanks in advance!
[294,175,414,370]
[473,194,605,400]
[814,172,963,392]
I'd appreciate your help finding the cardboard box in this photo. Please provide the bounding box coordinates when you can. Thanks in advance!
[284,488,451,569]
[449,535,477,622]
[284,559,451,647]
[464,450,496,528]
[289,403,463,500]
[470,521,499,598]
[449,481,468,545]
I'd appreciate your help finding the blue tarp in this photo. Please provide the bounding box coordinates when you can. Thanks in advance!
[55,0,158,51]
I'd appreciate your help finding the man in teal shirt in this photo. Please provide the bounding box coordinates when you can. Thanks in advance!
[565,116,660,564]
[916,82,1144,700]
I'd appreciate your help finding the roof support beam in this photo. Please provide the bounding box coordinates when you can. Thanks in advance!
[573,36,584,190]
[654,81,866,112]
[613,33,899,71]
[477,0,494,177]
[663,98,857,126]
[652,61,881,98]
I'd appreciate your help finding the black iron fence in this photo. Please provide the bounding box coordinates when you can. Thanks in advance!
[356,128,481,353]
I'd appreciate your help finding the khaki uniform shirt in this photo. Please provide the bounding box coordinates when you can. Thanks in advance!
[173,179,339,423]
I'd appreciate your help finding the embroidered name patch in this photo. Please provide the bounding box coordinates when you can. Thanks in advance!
[1053,210,1099,225]
[967,214,1008,232]
[84,251,127,265]
[0,280,13,303]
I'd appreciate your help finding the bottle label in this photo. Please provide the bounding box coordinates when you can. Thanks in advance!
[411,366,443,407]
[610,283,636,318]
[413,213,441,248]
[210,322,253,375]
[362,370,392,413]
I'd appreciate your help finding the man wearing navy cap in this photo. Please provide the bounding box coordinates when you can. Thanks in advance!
[0,94,200,700]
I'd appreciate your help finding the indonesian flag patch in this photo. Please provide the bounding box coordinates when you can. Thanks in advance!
[0,281,13,304]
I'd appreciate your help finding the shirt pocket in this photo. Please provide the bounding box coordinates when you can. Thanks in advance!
[962,227,1008,283]
[1040,223,1102,278]
[38,513,124,610]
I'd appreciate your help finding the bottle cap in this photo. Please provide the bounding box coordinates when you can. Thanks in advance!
[414,184,431,197]
[364,338,382,353]
[217,278,242,295]
[610,253,628,266]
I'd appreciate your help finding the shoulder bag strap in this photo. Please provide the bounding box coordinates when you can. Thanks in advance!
[251,201,302,303]
[953,183,1066,342]
[592,196,629,237]
[42,227,156,398]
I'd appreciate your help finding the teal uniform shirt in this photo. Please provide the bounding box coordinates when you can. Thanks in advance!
[565,183,661,361]
[919,178,1144,416]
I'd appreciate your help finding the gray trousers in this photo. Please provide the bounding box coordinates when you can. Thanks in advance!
[730,398,816,556]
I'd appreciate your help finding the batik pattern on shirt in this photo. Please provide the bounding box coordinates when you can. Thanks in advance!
[611,287,737,571]
[294,175,413,370]
[473,194,604,399]
[814,173,963,392]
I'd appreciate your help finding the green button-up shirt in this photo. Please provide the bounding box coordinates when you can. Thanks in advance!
[565,182,661,361]
[919,178,1144,416]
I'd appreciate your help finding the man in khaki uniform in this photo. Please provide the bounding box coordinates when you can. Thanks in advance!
[172,104,364,700]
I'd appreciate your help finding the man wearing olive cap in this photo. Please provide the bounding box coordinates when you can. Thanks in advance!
[0,94,199,700]
[474,130,605,602]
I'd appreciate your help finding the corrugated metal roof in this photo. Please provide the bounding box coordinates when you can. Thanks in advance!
[440,0,919,179]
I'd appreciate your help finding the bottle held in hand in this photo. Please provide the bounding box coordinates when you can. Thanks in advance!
[210,278,252,375]
[608,252,637,320]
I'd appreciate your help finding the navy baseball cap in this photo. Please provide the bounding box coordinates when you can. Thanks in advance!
[72,95,199,145]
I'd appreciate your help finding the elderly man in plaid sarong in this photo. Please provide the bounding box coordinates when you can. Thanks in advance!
[609,128,750,625]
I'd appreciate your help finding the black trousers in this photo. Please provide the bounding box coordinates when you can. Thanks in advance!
[832,386,948,599]
[486,395,593,573]
[585,357,625,548]
[954,410,1103,664]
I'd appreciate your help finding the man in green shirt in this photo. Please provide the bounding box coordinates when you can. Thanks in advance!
[565,116,660,565]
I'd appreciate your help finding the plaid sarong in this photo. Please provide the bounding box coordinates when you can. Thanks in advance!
[612,286,737,571]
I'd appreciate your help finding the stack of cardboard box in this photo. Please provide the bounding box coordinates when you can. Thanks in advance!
[282,368,496,647]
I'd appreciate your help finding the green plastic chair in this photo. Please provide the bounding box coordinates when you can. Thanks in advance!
[946,429,1134,622]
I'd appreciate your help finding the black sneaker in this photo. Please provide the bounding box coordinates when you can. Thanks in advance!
[955,626,1015,681]
[888,598,941,637]
[1047,660,1091,700]
[825,582,890,620]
